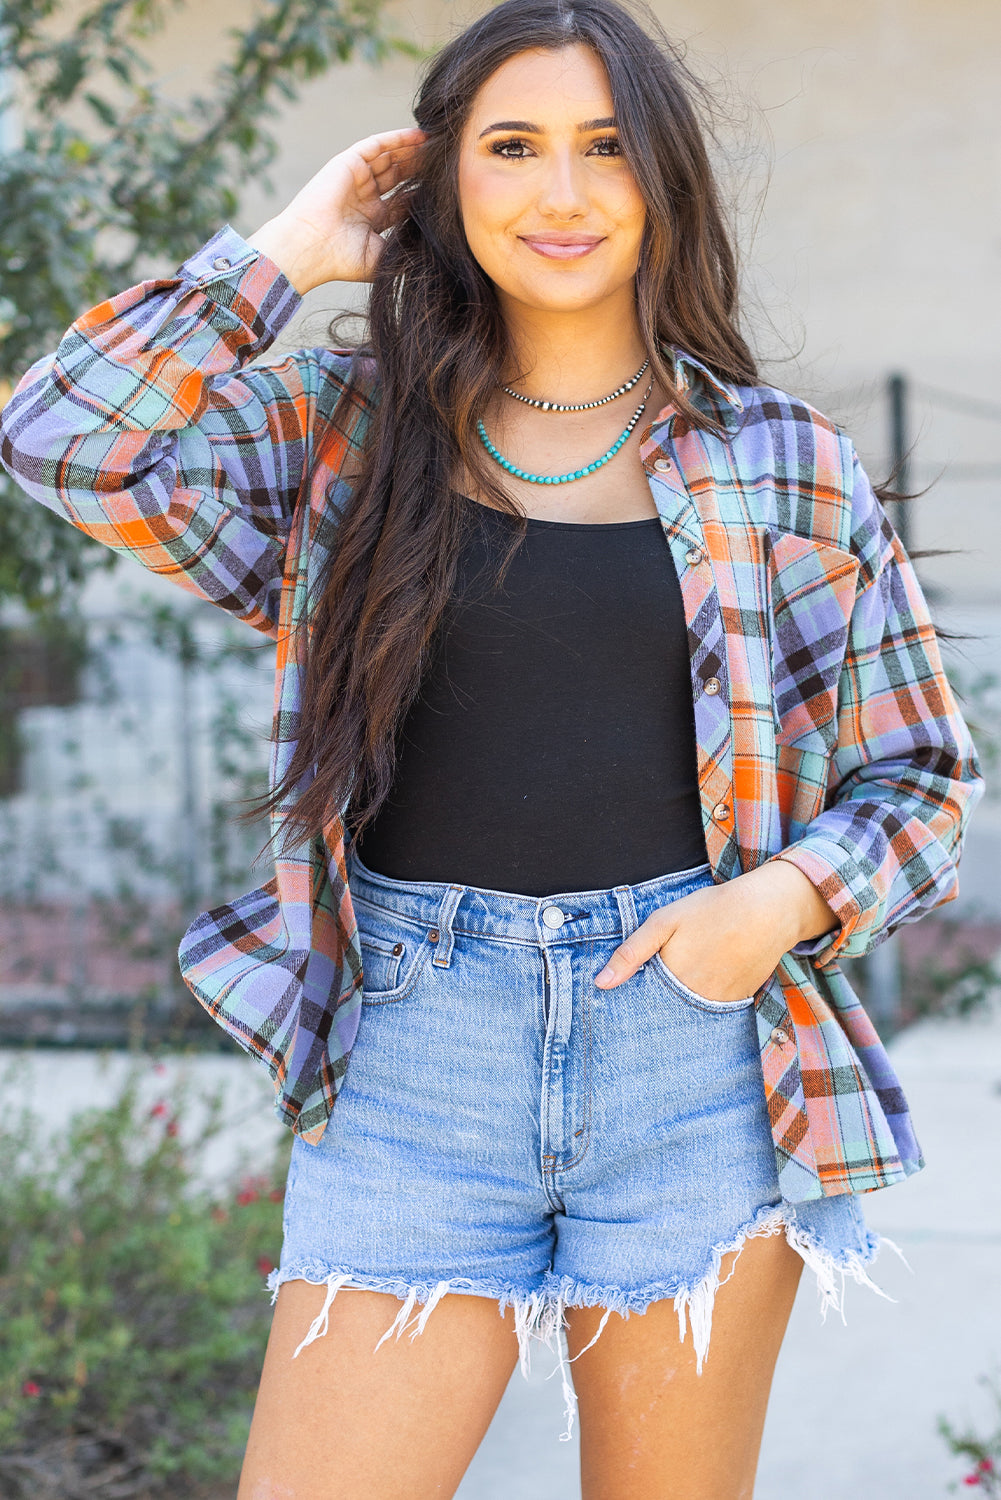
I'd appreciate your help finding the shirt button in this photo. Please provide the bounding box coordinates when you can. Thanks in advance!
[712,802,730,822]
[653,457,672,472]
[771,1027,790,1045]
[703,676,721,695]
[542,906,566,929]
[685,547,703,566]
[212,256,231,270]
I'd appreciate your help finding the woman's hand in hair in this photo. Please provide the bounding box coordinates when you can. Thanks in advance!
[593,859,838,1001]
[247,127,427,294]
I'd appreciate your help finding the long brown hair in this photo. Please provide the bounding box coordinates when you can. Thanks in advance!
[260,0,757,848]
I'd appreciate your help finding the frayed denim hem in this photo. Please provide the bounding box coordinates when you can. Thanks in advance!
[266,1206,910,1444]
[265,1265,559,1362]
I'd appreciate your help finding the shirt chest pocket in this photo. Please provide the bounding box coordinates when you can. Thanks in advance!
[767,533,859,754]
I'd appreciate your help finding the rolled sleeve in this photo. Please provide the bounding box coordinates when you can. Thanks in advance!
[773,452,984,968]
[0,226,353,636]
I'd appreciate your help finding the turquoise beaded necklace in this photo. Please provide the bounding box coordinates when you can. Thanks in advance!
[477,379,653,486]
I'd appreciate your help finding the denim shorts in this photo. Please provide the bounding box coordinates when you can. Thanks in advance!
[269,854,903,1439]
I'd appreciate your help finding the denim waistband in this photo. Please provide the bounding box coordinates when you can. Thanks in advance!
[346,850,714,949]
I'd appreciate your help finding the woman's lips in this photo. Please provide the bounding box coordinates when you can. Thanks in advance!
[518,235,604,260]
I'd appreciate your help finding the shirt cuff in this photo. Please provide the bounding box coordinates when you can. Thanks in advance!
[770,845,863,967]
[177,225,302,344]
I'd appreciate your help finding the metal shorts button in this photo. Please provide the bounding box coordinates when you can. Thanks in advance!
[542,906,565,929]
[771,1026,790,1045]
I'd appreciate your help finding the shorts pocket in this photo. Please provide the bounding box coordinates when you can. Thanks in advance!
[356,907,434,1004]
[652,956,756,1015]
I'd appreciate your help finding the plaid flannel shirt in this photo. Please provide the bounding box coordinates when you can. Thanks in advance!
[1,225,983,1203]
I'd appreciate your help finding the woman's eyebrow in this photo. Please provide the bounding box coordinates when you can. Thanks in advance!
[477,115,616,138]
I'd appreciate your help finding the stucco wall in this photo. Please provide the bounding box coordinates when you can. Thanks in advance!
[149,0,1000,602]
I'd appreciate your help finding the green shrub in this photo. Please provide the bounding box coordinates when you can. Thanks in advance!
[940,1372,1001,1494]
[0,1067,290,1497]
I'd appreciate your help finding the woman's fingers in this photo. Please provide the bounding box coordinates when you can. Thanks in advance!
[344,139,426,223]
[352,125,428,163]
[593,868,816,999]
[249,126,427,291]
[594,910,675,989]
[359,150,419,195]
[350,129,427,187]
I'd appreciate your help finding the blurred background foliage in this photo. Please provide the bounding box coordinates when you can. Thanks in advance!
[940,1375,1001,1496]
[0,0,408,1037]
[0,1070,290,1498]
[0,0,410,616]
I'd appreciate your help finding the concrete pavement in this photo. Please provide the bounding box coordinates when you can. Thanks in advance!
[4,995,999,1498]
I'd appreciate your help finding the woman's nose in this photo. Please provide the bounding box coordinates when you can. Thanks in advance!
[536,149,589,218]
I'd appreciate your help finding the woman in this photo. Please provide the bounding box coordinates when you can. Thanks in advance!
[0,0,983,1495]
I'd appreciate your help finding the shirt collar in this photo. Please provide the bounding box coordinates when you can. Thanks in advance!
[655,345,745,433]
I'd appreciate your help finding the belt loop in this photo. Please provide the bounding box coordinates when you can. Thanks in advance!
[432,885,464,968]
[613,885,639,942]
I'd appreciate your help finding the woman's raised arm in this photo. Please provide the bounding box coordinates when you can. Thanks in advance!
[0,128,426,636]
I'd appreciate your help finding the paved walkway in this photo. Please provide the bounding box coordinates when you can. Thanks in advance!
[5,998,999,1498]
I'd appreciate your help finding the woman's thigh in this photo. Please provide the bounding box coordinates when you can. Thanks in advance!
[238,1282,520,1500]
[566,1230,805,1500]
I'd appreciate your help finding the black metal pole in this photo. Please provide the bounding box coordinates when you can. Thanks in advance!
[863,372,912,1038]
[887,371,912,552]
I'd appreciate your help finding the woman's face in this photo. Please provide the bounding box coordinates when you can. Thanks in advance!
[457,44,646,317]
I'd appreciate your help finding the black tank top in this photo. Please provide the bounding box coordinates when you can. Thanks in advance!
[353,501,708,896]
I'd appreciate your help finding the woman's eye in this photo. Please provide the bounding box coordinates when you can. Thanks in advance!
[486,135,620,160]
[490,138,534,159]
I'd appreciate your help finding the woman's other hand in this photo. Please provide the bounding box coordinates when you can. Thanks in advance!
[594,860,839,1000]
[247,127,427,294]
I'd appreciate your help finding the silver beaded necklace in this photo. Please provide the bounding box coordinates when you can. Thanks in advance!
[478,379,653,486]
[500,358,650,412]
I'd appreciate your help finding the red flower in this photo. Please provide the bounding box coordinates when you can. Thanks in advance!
[211,1206,229,1223]
[165,1119,179,1138]
[256,1256,276,1275]
[149,1101,168,1119]
[268,1188,284,1203]
[21,1380,41,1398]
[979,1460,995,1474]
[963,1475,982,1487]
[236,1188,259,1206]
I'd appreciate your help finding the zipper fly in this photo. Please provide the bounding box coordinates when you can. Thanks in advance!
[542,949,550,1028]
